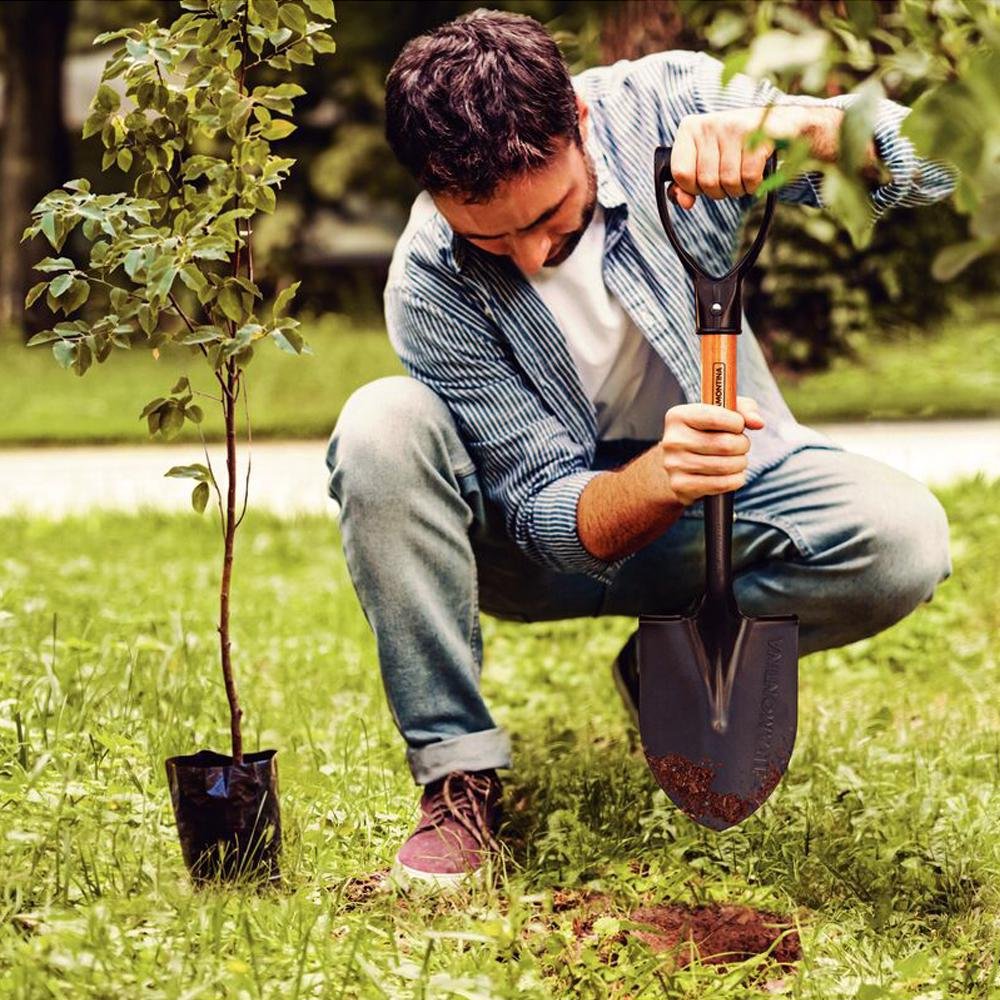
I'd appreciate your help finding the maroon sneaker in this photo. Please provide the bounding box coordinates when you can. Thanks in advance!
[393,769,503,886]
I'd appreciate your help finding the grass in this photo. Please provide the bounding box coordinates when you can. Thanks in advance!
[0,313,403,447]
[2,296,998,449]
[780,295,1000,423]
[0,475,998,996]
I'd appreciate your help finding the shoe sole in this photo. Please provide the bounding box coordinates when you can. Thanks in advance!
[390,858,486,891]
[611,654,639,729]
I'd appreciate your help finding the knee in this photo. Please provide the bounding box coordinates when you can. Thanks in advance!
[325,376,457,501]
[849,482,952,630]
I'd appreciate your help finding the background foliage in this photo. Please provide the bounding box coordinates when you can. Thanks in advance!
[0,0,996,376]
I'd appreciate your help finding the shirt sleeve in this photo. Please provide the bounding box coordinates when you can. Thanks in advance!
[688,51,956,215]
[384,277,627,585]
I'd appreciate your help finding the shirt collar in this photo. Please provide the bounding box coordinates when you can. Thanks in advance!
[445,114,627,272]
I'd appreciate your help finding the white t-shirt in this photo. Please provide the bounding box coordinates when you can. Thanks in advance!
[526,205,683,440]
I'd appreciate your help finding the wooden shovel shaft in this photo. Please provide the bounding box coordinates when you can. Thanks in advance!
[700,334,738,409]
[699,333,738,603]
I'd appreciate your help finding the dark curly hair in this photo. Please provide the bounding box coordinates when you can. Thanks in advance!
[384,8,581,203]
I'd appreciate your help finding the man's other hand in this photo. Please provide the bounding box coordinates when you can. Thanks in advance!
[659,396,764,506]
[669,106,844,209]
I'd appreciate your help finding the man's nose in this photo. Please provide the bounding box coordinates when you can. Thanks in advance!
[511,235,552,276]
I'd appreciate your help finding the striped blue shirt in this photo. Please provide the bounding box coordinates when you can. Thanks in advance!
[384,50,954,584]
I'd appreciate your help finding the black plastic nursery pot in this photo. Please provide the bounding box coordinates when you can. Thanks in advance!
[165,748,282,884]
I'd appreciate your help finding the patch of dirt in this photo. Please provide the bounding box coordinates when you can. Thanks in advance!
[629,903,800,968]
[645,752,785,827]
[335,869,390,906]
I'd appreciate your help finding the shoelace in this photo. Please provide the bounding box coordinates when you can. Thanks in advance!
[423,771,501,852]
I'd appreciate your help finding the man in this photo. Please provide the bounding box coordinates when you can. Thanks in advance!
[325,9,954,886]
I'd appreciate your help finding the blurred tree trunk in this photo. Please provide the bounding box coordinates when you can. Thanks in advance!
[599,1,693,62]
[0,0,71,341]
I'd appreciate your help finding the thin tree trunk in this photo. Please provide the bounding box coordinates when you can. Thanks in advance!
[0,0,71,339]
[219,362,243,764]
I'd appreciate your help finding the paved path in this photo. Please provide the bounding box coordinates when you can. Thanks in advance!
[0,420,997,518]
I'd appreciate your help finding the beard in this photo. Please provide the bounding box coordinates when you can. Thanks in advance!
[542,151,599,268]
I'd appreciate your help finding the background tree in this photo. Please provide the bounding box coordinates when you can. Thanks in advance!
[0,1,72,337]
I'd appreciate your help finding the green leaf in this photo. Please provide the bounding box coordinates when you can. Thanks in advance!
[821,166,874,249]
[262,119,295,140]
[139,396,167,418]
[171,376,191,395]
[252,0,280,25]
[150,264,178,304]
[839,79,883,174]
[72,339,92,376]
[180,326,223,346]
[846,0,877,36]
[287,41,314,65]
[35,257,75,273]
[123,249,145,279]
[192,481,210,514]
[61,278,91,314]
[178,265,208,295]
[48,272,74,298]
[95,83,121,112]
[116,148,134,172]
[705,9,746,48]
[165,463,209,481]
[310,32,335,54]
[40,213,59,249]
[25,282,48,308]
[746,29,830,83]
[304,0,335,17]
[254,82,305,100]
[53,340,75,369]
[931,239,995,281]
[186,404,204,424]
[138,304,157,335]
[216,284,245,323]
[273,280,300,318]
[159,404,184,437]
[254,184,277,213]
[271,328,303,354]
[25,329,59,346]
[278,2,308,34]
[82,113,107,140]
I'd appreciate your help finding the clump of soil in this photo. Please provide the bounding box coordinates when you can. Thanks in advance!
[645,752,785,827]
[629,903,800,968]
[335,869,390,907]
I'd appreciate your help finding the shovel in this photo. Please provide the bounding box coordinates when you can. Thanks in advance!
[637,146,798,831]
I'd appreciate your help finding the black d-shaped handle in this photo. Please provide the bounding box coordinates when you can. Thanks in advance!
[654,145,778,334]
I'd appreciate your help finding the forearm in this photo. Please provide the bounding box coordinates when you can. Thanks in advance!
[577,446,686,563]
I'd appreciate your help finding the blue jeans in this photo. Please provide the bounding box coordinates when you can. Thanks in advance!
[326,376,952,785]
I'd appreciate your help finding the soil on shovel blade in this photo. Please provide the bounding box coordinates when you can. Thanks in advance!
[645,752,785,827]
[630,903,801,968]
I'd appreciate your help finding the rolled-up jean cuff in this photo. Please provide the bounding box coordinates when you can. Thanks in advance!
[406,727,513,785]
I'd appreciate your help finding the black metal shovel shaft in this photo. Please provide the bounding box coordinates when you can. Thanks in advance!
[637,146,799,831]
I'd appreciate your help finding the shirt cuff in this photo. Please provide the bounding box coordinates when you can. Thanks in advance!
[515,468,629,585]
[790,92,955,214]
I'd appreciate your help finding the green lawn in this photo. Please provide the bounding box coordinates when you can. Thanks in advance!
[780,296,1000,423]
[0,477,998,996]
[0,314,403,447]
[2,296,998,448]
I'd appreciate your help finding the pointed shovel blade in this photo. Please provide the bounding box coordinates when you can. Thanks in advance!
[637,609,798,831]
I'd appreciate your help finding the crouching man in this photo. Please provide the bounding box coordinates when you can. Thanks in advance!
[326,9,953,886]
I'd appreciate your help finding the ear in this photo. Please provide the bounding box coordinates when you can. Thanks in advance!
[576,94,590,142]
